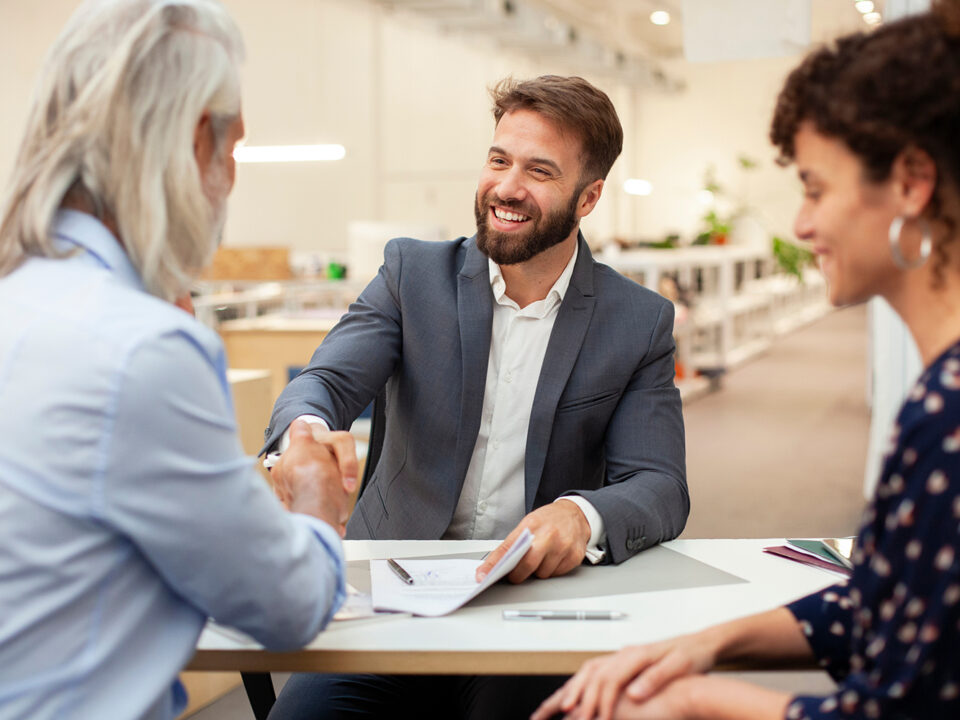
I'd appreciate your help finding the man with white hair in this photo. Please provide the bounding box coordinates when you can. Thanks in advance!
[0,2,352,718]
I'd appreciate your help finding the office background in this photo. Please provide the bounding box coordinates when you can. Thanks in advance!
[0,0,907,716]
[2,0,866,256]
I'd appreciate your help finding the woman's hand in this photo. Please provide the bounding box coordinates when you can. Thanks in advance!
[535,674,792,720]
[532,633,719,720]
[593,676,700,720]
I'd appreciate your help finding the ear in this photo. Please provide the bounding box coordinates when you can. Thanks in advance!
[576,178,604,219]
[891,145,937,218]
[193,112,215,170]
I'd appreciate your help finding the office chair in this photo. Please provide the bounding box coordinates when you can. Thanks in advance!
[240,389,386,719]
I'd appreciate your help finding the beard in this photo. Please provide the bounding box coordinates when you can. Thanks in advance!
[474,187,580,265]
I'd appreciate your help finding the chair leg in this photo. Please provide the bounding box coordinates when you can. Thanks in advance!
[241,672,276,720]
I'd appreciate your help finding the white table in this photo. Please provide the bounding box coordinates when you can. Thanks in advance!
[188,538,840,675]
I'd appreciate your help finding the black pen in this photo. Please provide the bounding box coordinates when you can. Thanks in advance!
[387,558,414,585]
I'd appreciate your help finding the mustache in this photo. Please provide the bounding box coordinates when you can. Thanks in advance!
[479,193,536,217]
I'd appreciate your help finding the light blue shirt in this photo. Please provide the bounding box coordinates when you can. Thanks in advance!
[0,210,345,720]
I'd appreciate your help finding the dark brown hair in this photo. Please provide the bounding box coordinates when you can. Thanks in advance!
[770,1,960,277]
[490,75,623,184]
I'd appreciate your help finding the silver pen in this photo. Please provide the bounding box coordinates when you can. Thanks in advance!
[502,610,627,621]
[387,558,414,585]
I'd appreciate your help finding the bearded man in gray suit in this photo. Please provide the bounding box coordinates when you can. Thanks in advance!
[265,75,688,720]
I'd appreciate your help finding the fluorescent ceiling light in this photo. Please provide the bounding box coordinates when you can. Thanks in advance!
[863,11,882,24]
[855,0,874,13]
[234,144,346,163]
[650,10,671,26]
[624,178,653,196]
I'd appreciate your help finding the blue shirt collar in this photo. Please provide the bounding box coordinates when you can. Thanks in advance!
[52,209,145,292]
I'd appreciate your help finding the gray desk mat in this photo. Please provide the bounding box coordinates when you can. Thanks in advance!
[347,545,745,608]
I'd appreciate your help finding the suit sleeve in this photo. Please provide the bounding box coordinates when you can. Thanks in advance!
[261,239,405,453]
[567,300,688,564]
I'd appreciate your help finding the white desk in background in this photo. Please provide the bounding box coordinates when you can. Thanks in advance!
[188,538,839,676]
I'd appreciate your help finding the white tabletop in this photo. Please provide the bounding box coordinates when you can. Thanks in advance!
[189,538,841,674]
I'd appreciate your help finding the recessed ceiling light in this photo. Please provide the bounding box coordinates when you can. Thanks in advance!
[855,1,875,13]
[624,179,653,196]
[233,144,346,163]
[650,10,671,26]
[863,11,882,25]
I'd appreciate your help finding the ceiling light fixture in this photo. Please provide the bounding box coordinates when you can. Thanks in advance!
[624,178,653,196]
[863,11,882,25]
[233,144,346,163]
[650,10,671,26]
[855,1,874,13]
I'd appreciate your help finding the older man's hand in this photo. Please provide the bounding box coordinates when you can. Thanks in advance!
[269,419,358,536]
[475,499,591,583]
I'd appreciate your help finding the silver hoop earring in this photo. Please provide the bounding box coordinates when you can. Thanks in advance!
[888,215,932,270]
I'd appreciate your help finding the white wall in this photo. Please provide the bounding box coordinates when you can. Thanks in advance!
[0,0,808,258]
[223,0,379,253]
[0,0,79,179]
[629,55,803,245]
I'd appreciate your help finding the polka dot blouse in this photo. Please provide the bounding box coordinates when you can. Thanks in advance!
[785,341,960,719]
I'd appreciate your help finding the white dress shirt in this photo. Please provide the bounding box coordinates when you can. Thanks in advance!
[443,245,606,560]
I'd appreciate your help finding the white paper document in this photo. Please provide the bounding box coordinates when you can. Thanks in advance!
[370,529,534,617]
[333,583,380,621]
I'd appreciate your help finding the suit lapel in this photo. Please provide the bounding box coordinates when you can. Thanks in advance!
[524,235,596,510]
[455,237,493,485]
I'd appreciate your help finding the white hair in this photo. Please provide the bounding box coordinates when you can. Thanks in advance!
[0,0,244,300]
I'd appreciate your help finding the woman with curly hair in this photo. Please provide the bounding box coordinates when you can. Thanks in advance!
[532,3,960,719]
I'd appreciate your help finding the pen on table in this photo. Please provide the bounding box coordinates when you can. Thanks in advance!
[502,610,627,621]
[387,558,414,585]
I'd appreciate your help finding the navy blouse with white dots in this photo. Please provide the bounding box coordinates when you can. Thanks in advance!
[785,340,960,719]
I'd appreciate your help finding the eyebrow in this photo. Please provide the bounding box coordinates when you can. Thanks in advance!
[488,146,562,175]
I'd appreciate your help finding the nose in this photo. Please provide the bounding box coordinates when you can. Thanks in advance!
[793,202,814,241]
[494,166,528,204]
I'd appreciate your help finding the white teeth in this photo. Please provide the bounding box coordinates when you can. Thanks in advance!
[494,208,529,223]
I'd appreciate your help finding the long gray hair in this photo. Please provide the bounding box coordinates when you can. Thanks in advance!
[0,0,244,300]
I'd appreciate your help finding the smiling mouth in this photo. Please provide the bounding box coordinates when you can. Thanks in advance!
[492,207,531,224]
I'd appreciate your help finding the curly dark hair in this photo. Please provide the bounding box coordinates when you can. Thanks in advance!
[770,0,960,280]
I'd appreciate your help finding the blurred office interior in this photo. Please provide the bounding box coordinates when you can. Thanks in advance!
[0,1,914,715]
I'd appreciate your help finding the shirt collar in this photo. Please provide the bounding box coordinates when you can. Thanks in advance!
[52,209,145,291]
[488,241,579,312]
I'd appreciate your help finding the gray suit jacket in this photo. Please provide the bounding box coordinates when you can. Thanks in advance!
[264,234,687,564]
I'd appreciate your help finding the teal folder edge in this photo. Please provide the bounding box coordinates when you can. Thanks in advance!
[786,538,855,569]
[786,539,840,565]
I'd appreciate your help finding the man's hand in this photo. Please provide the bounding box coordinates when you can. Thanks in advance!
[269,419,358,536]
[475,499,590,583]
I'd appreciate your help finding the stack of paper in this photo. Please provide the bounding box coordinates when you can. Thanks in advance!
[370,529,534,617]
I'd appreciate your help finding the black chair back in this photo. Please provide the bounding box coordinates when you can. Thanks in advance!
[357,388,386,500]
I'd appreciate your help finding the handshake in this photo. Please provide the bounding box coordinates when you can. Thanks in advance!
[268,419,359,537]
